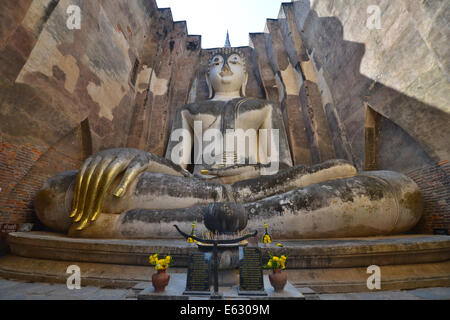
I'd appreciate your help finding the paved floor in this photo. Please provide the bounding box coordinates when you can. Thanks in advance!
[0,278,449,300]
[318,287,450,300]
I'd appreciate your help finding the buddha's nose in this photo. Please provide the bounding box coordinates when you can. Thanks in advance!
[220,62,233,76]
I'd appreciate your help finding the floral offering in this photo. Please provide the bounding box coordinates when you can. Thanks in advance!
[264,254,287,270]
[262,221,272,244]
[187,221,197,243]
[149,253,172,271]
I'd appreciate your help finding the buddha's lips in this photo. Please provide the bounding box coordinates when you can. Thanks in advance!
[220,71,233,77]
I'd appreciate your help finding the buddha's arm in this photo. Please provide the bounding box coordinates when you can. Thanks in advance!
[259,102,293,169]
[165,109,193,170]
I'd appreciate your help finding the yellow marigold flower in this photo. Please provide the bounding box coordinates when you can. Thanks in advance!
[273,256,280,262]
[281,255,287,261]
[267,261,273,268]
[165,256,171,264]
[277,243,284,247]
[149,254,159,265]
[263,235,272,244]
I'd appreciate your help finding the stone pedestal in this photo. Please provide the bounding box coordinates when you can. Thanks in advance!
[1,232,449,293]
[136,273,305,300]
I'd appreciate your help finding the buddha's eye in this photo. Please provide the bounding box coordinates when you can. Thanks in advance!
[229,56,241,64]
[212,56,223,66]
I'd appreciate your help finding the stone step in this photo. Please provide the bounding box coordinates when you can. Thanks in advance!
[2,232,449,292]
[289,261,450,294]
[6,232,450,268]
[0,255,448,293]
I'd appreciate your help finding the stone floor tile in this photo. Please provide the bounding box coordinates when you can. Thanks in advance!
[406,287,450,300]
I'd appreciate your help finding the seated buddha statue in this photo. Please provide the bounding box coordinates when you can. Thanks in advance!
[35,47,423,239]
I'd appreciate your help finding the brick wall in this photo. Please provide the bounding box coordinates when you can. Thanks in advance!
[0,141,82,248]
[0,142,45,225]
[406,161,450,234]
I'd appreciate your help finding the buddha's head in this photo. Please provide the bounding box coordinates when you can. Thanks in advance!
[206,48,248,100]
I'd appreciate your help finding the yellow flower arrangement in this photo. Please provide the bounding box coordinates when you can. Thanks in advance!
[187,221,197,243]
[262,221,272,244]
[187,236,197,244]
[264,253,288,270]
[149,253,172,271]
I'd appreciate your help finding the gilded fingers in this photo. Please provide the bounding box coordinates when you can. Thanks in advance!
[73,156,102,222]
[69,149,156,231]
[76,158,128,230]
[70,157,93,218]
[113,154,149,198]
[88,158,131,225]
[80,155,115,225]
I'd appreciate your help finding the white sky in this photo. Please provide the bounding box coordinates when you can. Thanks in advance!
[155,0,288,48]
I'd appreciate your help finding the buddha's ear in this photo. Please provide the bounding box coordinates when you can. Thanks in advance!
[240,71,248,97]
[206,72,214,99]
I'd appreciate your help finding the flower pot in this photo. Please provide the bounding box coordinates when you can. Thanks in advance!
[269,269,287,292]
[152,269,170,293]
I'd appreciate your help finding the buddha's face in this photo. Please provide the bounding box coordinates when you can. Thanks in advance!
[208,53,246,94]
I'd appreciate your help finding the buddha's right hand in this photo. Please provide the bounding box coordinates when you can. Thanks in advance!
[69,148,190,231]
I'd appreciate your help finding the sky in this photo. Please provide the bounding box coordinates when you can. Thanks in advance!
[156,0,288,48]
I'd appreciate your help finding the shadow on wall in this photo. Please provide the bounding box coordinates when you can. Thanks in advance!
[297,6,449,233]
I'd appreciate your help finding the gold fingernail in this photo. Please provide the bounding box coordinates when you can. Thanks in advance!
[74,213,83,222]
[91,210,100,222]
[76,220,88,231]
[114,187,124,198]
[201,170,209,175]
[69,209,77,218]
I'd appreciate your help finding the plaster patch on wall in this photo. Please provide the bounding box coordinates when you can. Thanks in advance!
[87,76,126,121]
[136,65,152,94]
[301,59,318,83]
[280,63,302,96]
[150,72,169,96]
[16,28,80,93]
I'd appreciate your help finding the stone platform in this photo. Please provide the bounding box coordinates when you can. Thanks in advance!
[0,232,449,293]
[136,273,305,300]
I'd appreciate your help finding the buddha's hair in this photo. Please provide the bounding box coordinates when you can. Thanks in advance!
[208,47,247,70]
